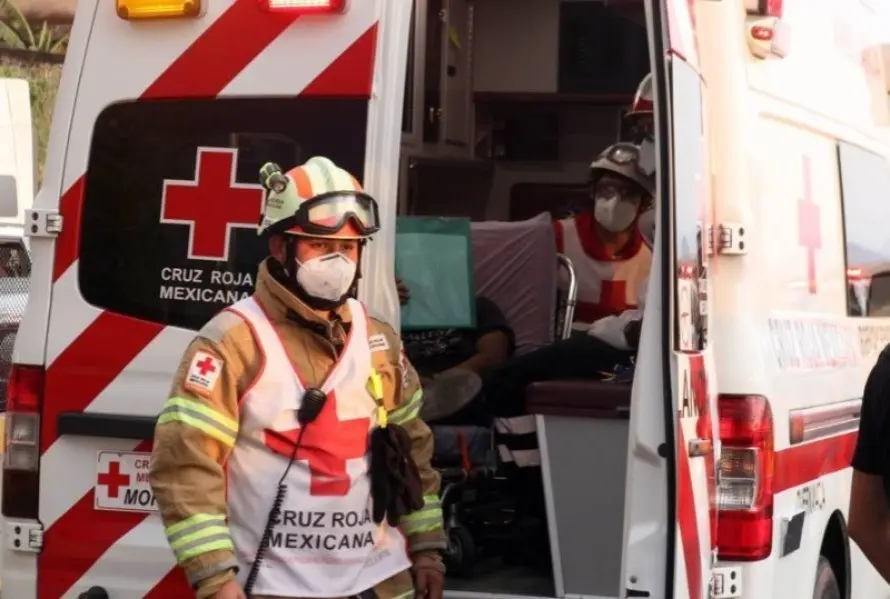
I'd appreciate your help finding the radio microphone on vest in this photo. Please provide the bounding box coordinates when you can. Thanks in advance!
[298,388,327,425]
[243,387,328,597]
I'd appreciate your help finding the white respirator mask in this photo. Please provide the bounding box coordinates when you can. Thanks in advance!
[594,194,639,233]
[296,252,357,302]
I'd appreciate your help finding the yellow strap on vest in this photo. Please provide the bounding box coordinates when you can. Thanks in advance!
[367,369,387,428]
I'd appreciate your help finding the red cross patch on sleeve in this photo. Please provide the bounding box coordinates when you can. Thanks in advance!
[184,350,224,396]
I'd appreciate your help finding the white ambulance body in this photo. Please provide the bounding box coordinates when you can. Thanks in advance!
[1,0,889,597]
[697,0,890,597]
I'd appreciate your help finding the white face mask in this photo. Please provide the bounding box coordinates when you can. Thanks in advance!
[296,252,357,302]
[594,194,639,233]
[638,138,655,176]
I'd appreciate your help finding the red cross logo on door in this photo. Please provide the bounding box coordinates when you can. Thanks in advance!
[98,461,130,498]
[797,156,821,295]
[160,147,265,262]
[263,390,370,496]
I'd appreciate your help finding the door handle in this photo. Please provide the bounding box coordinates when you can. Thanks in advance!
[688,437,713,457]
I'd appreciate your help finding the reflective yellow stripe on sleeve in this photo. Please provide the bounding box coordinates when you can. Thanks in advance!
[388,388,423,426]
[400,494,443,535]
[165,513,234,564]
[367,370,388,428]
[157,397,238,448]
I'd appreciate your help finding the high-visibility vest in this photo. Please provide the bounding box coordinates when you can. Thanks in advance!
[226,296,410,597]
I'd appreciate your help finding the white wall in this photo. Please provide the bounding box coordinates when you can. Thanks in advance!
[473,0,560,93]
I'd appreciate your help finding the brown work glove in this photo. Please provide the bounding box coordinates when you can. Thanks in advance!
[413,552,445,599]
[369,425,424,525]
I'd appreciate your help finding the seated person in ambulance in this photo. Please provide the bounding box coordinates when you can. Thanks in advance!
[149,157,445,599]
[554,142,653,332]
[396,277,515,425]
[482,144,655,419]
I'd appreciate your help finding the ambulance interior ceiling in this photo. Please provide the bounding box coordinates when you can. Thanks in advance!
[403,0,649,222]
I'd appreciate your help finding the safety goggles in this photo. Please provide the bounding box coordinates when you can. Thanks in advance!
[291,190,381,236]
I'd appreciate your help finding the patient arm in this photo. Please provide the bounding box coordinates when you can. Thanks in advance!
[453,331,511,375]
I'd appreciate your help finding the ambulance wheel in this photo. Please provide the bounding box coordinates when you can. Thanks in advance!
[813,556,841,599]
[445,525,476,576]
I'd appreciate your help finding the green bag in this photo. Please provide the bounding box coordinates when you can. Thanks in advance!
[396,216,477,331]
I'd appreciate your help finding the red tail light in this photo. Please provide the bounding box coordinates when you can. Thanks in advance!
[716,394,774,561]
[2,364,44,519]
[259,0,346,14]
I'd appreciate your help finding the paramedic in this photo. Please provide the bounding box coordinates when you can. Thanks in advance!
[626,73,655,175]
[554,142,653,330]
[396,277,515,424]
[149,157,446,599]
[480,143,655,419]
[849,343,890,583]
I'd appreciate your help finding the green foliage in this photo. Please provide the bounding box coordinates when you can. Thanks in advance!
[0,0,68,53]
[0,60,61,182]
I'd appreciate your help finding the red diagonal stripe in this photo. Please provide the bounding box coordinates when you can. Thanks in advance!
[53,177,85,282]
[302,23,378,97]
[677,426,703,599]
[53,0,301,282]
[146,563,190,597]
[142,0,299,99]
[39,442,153,599]
[41,313,164,452]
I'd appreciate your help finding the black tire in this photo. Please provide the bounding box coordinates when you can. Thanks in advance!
[444,525,476,577]
[814,556,841,599]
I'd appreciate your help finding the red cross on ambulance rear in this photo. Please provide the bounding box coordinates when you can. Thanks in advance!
[224,296,410,596]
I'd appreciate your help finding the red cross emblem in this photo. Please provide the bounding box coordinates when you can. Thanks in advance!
[263,390,370,496]
[600,280,630,313]
[797,156,821,295]
[98,461,130,498]
[160,147,265,262]
[196,356,217,376]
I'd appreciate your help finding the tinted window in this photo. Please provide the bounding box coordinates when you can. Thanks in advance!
[837,142,890,317]
[80,98,368,330]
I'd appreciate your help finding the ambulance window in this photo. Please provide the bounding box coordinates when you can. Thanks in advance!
[78,98,369,330]
[837,142,890,317]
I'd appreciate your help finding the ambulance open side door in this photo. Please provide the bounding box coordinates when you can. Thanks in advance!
[621,2,719,598]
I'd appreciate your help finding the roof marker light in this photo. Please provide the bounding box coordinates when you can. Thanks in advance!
[116,0,202,20]
[260,0,347,14]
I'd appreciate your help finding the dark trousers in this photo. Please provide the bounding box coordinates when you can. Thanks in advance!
[437,333,634,426]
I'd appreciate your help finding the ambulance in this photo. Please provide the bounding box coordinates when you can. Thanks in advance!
[2,0,890,596]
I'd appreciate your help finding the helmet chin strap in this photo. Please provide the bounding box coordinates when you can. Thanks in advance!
[272,238,366,312]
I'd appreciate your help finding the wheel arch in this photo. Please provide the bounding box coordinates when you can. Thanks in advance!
[820,509,851,599]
